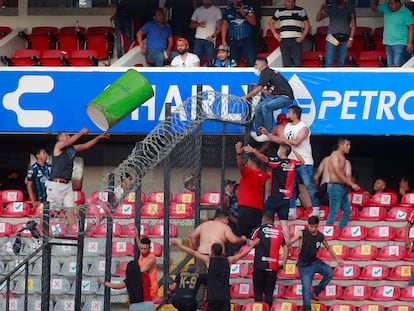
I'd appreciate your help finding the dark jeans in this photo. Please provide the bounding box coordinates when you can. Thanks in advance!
[228,37,256,66]
[280,38,303,67]
[206,300,230,311]
[172,296,198,311]
[253,269,277,307]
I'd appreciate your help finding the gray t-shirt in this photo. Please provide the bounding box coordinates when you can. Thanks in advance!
[326,5,355,35]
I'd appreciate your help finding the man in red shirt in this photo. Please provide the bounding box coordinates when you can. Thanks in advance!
[234,142,269,239]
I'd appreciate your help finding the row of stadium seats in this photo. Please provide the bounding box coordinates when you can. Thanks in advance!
[229,262,414,282]
[301,50,387,68]
[1,297,106,311]
[230,282,414,301]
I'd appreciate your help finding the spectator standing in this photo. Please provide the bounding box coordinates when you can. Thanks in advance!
[114,172,133,200]
[168,264,207,311]
[245,0,263,54]
[134,228,159,299]
[326,137,360,231]
[250,212,288,307]
[47,129,109,228]
[170,37,201,67]
[97,261,155,311]
[208,44,237,67]
[245,142,304,242]
[316,0,356,67]
[234,142,269,239]
[171,239,259,311]
[268,0,311,67]
[190,0,222,65]
[137,8,173,67]
[266,105,320,218]
[27,147,50,208]
[241,57,294,142]
[370,0,414,67]
[222,0,257,66]
[291,216,344,311]
[258,113,289,154]
[405,208,414,285]
[112,0,136,58]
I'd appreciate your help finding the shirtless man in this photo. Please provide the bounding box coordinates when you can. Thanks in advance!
[189,209,247,255]
[325,137,360,231]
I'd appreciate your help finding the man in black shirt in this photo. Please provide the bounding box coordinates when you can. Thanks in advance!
[168,264,207,311]
[242,57,294,142]
[290,216,343,311]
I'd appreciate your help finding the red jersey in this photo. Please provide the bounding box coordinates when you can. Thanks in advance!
[268,157,301,199]
[238,166,269,210]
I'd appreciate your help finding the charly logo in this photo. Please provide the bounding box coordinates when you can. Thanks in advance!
[288,74,316,127]
[3,75,54,127]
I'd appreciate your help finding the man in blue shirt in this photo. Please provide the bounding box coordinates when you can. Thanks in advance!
[137,8,174,67]
[221,0,256,66]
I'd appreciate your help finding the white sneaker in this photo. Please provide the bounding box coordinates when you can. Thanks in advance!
[250,131,269,143]
[309,208,320,217]
[288,209,297,218]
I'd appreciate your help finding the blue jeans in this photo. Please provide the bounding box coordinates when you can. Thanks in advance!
[409,273,414,286]
[290,165,319,210]
[325,40,348,67]
[228,37,256,66]
[299,260,333,311]
[194,38,215,65]
[280,38,303,67]
[130,301,155,311]
[386,44,409,67]
[114,16,132,58]
[326,183,351,231]
[146,49,165,67]
[254,96,292,132]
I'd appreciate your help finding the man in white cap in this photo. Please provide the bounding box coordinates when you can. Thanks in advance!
[208,44,237,67]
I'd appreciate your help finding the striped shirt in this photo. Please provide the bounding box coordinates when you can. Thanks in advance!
[272,6,309,39]
[222,4,255,40]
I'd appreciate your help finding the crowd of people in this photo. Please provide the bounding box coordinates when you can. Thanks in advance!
[113,0,414,67]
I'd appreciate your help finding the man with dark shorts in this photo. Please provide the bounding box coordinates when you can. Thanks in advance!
[234,142,269,239]
[245,142,303,244]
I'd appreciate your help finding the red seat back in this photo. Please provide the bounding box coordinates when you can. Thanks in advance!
[366,225,396,241]
[358,264,389,280]
[333,264,361,280]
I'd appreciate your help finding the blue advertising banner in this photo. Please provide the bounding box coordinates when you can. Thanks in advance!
[0,68,413,135]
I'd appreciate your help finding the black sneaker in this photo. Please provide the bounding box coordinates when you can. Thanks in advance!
[311,291,320,301]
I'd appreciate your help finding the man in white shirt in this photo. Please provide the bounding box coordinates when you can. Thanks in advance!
[190,0,222,65]
[170,37,201,67]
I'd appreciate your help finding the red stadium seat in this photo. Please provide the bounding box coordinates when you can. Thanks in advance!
[39,49,70,66]
[68,49,98,66]
[56,26,86,53]
[85,27,114,63]
[399,285,414,301]
[200,192,221,207]
[319,244,350,260]
[146,191,173,204]
[358,304,385,311]
[203,302,241,311]
[112,241,134,256]
[283,283,303,300]
[122,191,146,203]
[348,192,370,207]
[358,264,389,280]
[273,282,287,298]
[318,225,340,240]
[114,261,128,277]
[301,51,325,67]
[119,223,149,238]
[388,306,414,311]
[348,244,378,261]
[73,190,85,205]
[357,51,387,67]
[313,26,328,51]
[238,245,255,260]
[0,26,11,39]
[242,302,270,311]
[92,223,122,238]
[12,221,40,237]
[229,263,246,278]
[333,264,361,280]
[87,190,114,203]
[387,264,414,281]
[173,192,195,205]
[151,241,163,257]
[366,225,396,241]
[394,226,414,242]
[148,223,178,238]
[1,189,24,203]
[113,203,135,219]
[2,202,30,217]
[328,304,356,311]
[370,191,398,207]
[170,203,194,218]
[18,26,58,50]
[358,206,387,221]
[141,203,164,218]
[243,263,253,279]
[277,263,299,279]
[230,282,254,299]
[341,284,372,300]
[371,27,385,51]
[270,302,298,311]
[386,207,412,221]
[371,284,401,300]
[318,284,343,300]
[289,224,306,239]
[338,225,368,241]
[49,221,68,237]
[0,222,12,236]
[85,201,110,218]
[348,26,372,56]
[376,245,406,261]
[300,303,327,311]
[399,193,414,207]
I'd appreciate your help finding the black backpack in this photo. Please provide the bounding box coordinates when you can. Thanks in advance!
[13,220,40,255]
